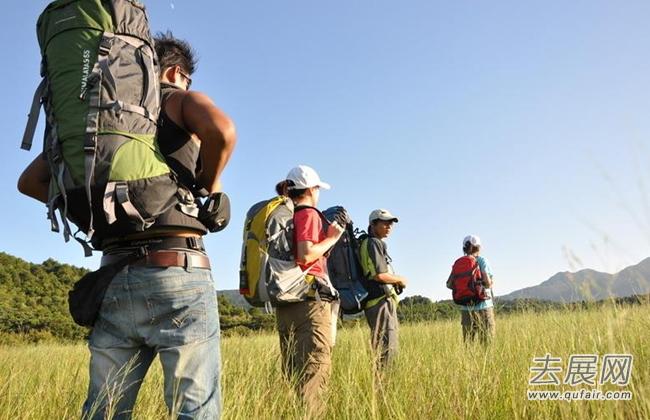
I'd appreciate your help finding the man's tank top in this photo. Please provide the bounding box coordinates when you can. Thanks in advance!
[151,84,207,234]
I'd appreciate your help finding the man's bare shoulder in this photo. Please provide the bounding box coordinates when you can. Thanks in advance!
[181,90,218,110]
[164,90,215,128]
[181,91,235,134]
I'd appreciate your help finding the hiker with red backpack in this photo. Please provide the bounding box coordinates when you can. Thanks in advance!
[359,209,408,368]
[446,235,495,344]
[18,3,235,417]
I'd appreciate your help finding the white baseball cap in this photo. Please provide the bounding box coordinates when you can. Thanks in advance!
[463,235,481,247]
[286,165,331,190]
[369,209,399,224]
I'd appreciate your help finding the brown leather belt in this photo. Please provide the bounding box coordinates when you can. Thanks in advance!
[101,250,211,270]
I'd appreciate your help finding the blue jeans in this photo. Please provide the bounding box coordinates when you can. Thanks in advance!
[83,265,221,419]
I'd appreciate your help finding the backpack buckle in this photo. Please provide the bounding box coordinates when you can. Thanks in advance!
[50,149,63,164]
[186,237,204,251]
[98,35,113,56]
[84,135,97,153]
[136,246,149,259]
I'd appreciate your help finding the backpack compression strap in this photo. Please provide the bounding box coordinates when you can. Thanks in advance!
[21,77,48,151]
[81,33,117,243]
[450,269,479,279]
[20,63,88,252]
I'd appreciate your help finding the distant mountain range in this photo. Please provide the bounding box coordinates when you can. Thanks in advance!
[218,258,650,307]
[218,289,252,309]
[499,257,650,302]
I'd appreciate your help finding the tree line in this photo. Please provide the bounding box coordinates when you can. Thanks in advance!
[0,252,647,344]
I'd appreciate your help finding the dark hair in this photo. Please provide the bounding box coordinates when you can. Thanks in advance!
[275,180,289,196]
[285,180,307,199]
[154,31,197,75]
[463,242,480,255]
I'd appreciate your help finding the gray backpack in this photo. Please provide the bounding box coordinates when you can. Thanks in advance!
[239,199,337,308]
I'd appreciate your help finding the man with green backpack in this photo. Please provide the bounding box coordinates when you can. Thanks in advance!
[359,209,408,369]
[18,2,235,418]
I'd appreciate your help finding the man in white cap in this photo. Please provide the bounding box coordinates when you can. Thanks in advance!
[446,235,495,343]
[359,209,407,368]
[275,165,344,416]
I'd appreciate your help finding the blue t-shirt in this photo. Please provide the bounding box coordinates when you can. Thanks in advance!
[459,255,494,311]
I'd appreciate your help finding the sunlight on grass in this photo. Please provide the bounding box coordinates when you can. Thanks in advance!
[0,305,648,419]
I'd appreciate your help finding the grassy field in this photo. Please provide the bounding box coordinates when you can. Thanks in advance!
[0,304,648,419]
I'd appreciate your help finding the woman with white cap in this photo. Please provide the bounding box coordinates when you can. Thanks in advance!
[275,165,344,416]
[446,235,495,343]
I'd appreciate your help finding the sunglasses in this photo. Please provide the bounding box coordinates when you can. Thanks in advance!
[177,67,192,90]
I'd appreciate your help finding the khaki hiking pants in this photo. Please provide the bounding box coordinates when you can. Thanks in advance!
[276,300,334,416]
[461,307,496,344]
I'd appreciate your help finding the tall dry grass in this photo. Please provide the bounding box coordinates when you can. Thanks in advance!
[0,304,648,419]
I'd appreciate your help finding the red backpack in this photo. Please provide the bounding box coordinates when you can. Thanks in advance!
[449,256,487,305]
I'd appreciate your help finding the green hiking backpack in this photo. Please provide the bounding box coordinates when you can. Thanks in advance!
[21,0,181,255]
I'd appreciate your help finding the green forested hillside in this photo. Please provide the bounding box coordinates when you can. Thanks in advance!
[0,252,89,340]
[1,252,648,344]
[0,252,275,342]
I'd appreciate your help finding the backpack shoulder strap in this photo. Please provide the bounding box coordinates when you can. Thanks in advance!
[294,205,329,224]
[359,236,374,278]
[293,204,312,213]
[359,237,369,252]
[265,197,294,244]
[294,204,318,213]
[473,256,483,280]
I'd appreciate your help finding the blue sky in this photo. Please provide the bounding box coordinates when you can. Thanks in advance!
[2,1,649,300]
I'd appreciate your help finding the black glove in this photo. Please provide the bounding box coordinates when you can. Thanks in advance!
[330,206,351,227]
[198,192,231,232]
